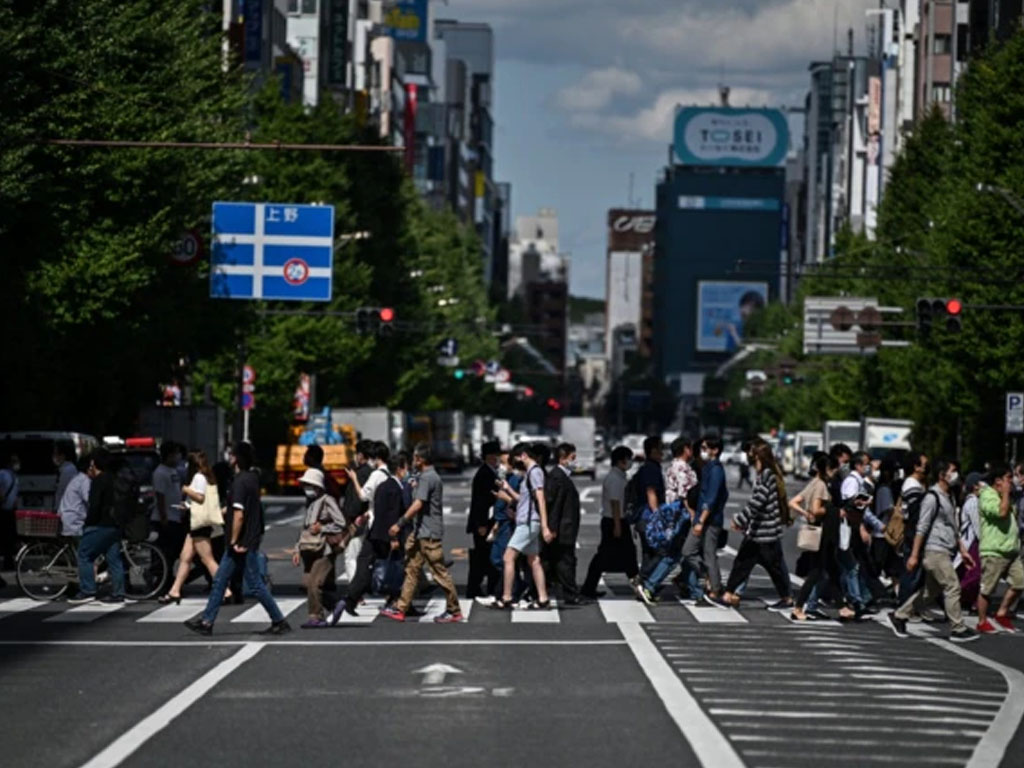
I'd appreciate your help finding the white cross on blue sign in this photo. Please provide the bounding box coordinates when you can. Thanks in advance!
[210,201,335,302]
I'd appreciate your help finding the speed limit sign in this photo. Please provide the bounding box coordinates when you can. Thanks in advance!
[170,228,204,266]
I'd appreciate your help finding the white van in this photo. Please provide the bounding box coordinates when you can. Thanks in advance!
[0,431,100,510]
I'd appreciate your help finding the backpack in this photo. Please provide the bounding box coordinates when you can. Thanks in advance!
[642,499,686,551]
[624,473,645,525]
[111,466,148,541]
[884,497,905,550]
[900,489,927,555]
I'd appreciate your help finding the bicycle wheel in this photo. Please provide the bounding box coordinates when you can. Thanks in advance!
[16,541,75,601]
[121,541,168,600]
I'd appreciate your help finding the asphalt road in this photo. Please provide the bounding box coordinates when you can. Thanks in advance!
[2,465,1023,768]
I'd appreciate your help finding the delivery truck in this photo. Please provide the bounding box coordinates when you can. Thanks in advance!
[861,417,914,460]
[560,417,597,478]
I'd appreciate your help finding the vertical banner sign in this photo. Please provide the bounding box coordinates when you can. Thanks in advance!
[385,0,428,43]
[404,83,418,173]
[327,0,348,85]
[241,365,256,411]
[1007,392,1024,434]
[293,373,311,423]
[243,0,263,67]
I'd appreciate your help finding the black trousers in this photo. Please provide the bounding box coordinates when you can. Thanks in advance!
[726,538,791,598]
[543,534,579,601]
[582,518,638,594]
[466,532,497,598]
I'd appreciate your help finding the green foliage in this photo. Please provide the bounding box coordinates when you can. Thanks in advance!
[716,34,1024,466]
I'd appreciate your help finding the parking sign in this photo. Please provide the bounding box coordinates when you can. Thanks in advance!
[1007,392,1024,434]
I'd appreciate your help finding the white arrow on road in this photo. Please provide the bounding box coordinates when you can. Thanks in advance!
[413,663,464,686]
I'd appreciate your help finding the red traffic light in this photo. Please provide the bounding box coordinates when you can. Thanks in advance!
[379,307,395,323]
[523,387,535,398]
[546,398,561,410]
[945,299,962,316]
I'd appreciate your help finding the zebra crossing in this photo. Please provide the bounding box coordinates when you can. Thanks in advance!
[0,593,1021,635]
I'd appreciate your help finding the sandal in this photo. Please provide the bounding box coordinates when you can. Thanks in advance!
[489,598,514,610]
[157,593,181,605]
[526,599,552,611]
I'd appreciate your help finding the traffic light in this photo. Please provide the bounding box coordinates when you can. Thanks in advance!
[355,307,395,336]
[546,397,561,411]
[523,387,535,398]
[379,307,395,336]
[454,369,466,380]
[916,298,963,335]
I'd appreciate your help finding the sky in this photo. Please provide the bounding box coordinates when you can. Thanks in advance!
[443,0,880,298]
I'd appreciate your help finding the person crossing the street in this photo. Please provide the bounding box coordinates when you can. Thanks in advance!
[975,463,1022,633]
[293,468,347,628]
[543,442,584,605]
[581,446,637,599]
[380,444,463,623]
[888,459,979,643]
[185,442,290,636]
[68,449,128,604]
[466,440,501,599]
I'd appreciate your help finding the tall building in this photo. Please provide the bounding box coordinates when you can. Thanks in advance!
[653,105,789,397]
[228,0,305,103]
[917,1,971,118]
[969,0,1024,50]
[604,209,655,359]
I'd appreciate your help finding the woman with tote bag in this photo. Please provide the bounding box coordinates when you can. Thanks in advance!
[789,452,846,621]
[158,451,227,604]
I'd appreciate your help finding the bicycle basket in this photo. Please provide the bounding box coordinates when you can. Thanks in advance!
[15,510,61,537]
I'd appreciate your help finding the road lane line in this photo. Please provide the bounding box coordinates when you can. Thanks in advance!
[618,622,744,768]
[680,601,747,624]
[78,642,264,768]
[230,597,304,623]
[0,639,628,647]
[598,599,654,624]
[929,638,1024,768]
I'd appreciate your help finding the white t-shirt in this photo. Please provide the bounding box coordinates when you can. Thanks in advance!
[359,466,391,526]
[841,472,865,501]
[152,463,184,523]
[601,466,628,519]
[189,472,209,496]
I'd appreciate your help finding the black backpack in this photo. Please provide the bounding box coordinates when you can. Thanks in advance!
[111,466,147,541]
[624,472,645,525]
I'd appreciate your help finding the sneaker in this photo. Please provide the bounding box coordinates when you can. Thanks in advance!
[994,615,1018,633]
[921,610,948,624]
[976,618,998,634]
[638,587,656,606]
[701,593,731,610]
[950,626,980,644]
[184,616,213,636]
[765,599,795,613]
[67,592,97,605]
[259,620,292,636]
[433,611,463,624]
[860,604,880,616]
[906,612,924,623]
[474,595,497,607]
[380,606,406,622]
[301,618,328,629]
[888,611,909,638]
[99,595,125,604]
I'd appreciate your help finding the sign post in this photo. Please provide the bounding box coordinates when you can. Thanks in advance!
[242,365,256,442]
[1007,392,1024,435]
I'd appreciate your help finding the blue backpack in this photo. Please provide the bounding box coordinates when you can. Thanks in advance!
[642,500,689,551]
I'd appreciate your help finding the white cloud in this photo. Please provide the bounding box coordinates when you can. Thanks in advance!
[554,67,643,111]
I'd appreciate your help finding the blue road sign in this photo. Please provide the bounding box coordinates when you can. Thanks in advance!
[210,202,335,302]
[438,338,458,357]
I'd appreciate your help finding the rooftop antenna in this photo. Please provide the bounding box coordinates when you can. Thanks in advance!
[719,85,730,107]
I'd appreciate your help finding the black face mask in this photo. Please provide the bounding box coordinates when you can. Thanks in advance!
[513,460,526,471]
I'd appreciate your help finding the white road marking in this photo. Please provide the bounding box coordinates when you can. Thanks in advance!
[78,642,264,768]
[230,598,305,623]
[0,598,45,619]
[511,599,560,623]
[680,601,747,623]
[137,599,207,623]
[705,708,993,726]
[45,601,126,623]
[265,513,303,529]
[598,599,654,624]
[579,487,600,504]
[0,639,628,647]
[618,622,744,768]
[334,598,385,625]
[930,638,1024,768]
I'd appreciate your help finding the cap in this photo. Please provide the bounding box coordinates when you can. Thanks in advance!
[298,468,325,490]
[965,471,984,493]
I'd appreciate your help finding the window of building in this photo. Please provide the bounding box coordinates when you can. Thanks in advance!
[957,24,970,62]
[933,34,952,54]
[287,0,317,14]
[931,84,952,103]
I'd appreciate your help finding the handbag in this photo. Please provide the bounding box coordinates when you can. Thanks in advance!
[797,522,822,552]
[298,528,326,553]
[189,484,223,530]
[839,519,852,551]
[372,555,404,595]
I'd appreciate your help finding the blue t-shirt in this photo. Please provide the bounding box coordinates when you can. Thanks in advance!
[635,460,665,508]
[515,466,545,525]
[494,473,521,522]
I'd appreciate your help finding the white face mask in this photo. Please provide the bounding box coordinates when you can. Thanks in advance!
[946,471,960,486]
[700,450,711,462]
[871,469,880,480]
[303,488,319,502]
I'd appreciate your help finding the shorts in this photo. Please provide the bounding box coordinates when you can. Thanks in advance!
[190,526,222,540]
[980,555,1024,596]
[507,521,541,557]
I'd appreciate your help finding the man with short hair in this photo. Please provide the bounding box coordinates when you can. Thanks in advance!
[186,442,290,636]
[889,459,978,643]
[153,441,186,596]
[581,446,636,598]
[544,442,584,604]
[338,442,393,616]
[68,450,127,604]
[897,452,930,607]
[839,451,875,612]
[341,440,375,582]
[58,454,94,540]
[381,445,462,623]
[466,440,501,598]
[976,464,1022,633]
[53,441,78,508]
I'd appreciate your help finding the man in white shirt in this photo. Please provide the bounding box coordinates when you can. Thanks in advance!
[58,456,94,539]
[53,441,79,509]
[343,442,398,613]
[581,446,637,597]
[839,451,873,612]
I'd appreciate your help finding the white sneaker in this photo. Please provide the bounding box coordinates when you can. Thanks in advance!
[474,596,496,607]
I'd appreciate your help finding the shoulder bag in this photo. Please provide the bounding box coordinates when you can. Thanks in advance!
[797,521,822,552]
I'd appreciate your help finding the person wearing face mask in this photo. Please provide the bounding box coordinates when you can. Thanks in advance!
[342,442,395,611]
[837,451,874,617]
[581,446,637,599]
[889,459,979,643]
[687,436,729,606]
[466,441,501,599]
[543,443,584,605]
[897,452,930,610]
[975,464,1022,633]
[789,452,840,621]
[293,468,346,628]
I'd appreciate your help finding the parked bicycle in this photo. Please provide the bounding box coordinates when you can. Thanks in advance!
[14,510,168,601]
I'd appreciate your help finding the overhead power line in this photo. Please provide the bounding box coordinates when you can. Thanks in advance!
[39,138,402,153]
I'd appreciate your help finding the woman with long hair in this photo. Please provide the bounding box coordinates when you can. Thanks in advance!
[789,452,842,621]
[158,450,228,604]
[722,443,793,610]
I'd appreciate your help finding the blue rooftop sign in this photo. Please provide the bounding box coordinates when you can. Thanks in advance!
[210,202,334,302]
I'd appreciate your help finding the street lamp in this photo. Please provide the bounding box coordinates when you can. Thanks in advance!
[975,183,1024,217]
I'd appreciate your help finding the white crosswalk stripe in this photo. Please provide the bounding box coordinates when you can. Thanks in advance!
[334,598,385,625]
[511,599,560,623]
[0,598,44,619]
[679,600,747,623]
[45,601,126,622]
[136,598,207,623]
[598,599,653,623]
[230,597,305,623]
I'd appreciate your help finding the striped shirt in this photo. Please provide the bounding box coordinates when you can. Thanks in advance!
[734,468,784,543]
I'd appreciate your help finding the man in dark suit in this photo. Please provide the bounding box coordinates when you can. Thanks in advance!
[544,442,584,604]
[466,440,501,598]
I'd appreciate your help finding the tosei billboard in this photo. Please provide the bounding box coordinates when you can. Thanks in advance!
[696,281,768,352]
[674,107,789,168]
